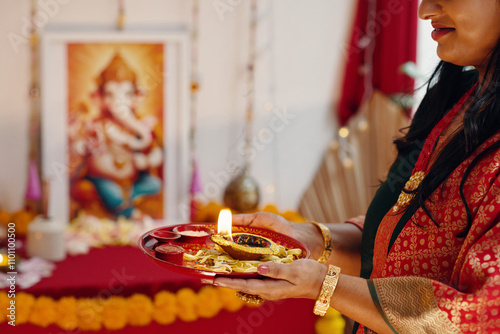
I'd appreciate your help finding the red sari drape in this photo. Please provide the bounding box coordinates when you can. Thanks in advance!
[337,0,418,126]
[358,131,500,333]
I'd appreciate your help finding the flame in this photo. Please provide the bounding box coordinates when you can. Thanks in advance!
[217,209,233,240]
[0,254,7,267]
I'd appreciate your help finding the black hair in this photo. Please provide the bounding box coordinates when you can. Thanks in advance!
[394,41,500,237]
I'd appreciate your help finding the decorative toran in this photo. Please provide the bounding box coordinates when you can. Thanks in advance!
[25,0,42,212]
[222,0,260,212]
[243,0,258,170]
[189,0,203,220]
[117,0,125,30]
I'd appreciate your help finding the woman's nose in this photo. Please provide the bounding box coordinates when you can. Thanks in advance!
[418,0,441,20]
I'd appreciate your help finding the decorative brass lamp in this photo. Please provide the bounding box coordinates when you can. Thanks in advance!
[210,209,279,261]
[223,170,260,212]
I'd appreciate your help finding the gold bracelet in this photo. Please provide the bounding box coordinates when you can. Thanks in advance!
[311,222,332,264]
[313,265,341,316]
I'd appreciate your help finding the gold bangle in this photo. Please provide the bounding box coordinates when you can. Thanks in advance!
[311,222,332,264]
[313,265,341,316]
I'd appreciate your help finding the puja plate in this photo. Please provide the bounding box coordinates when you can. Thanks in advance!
[138,223,310,279]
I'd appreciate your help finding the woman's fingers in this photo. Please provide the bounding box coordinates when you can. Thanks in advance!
[232,212,293,235]
[214,260,327,300]
[215,276,292,300]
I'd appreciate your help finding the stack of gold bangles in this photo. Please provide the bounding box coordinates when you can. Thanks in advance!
[310,222,340,316]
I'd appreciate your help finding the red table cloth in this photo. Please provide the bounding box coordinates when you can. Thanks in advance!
[2,246,317,333]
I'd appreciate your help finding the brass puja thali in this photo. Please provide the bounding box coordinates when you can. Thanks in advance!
[139,223,309,279]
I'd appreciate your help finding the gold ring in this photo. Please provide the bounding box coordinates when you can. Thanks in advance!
[235,291,265,305]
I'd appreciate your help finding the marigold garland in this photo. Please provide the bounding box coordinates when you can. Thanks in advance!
[102,296,127,330]
[0,287,252,330]
[0,205,341,332]
[55,296,78,330]
[127,294,153,327]
[153,290,177,325]
[176,287,198,322]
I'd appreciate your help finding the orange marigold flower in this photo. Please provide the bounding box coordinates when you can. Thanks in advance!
[56,296,78,330]
[195,286,223,318]
[0,210,10,227]
[0,292,9,323]
[10,210,35,236]
[176,288,198,322]
[153,291,177,325]
[262,204,279,214]
[29,296,57,327]
[127,294,153,326]
[15,292,35,324]
[77,299,103,331]
[102,296,127,330]
[217,287,244,313]
[282,210,307,223]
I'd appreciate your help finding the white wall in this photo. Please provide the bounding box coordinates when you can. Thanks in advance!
[415,2,440,110]
[0,0,357,216]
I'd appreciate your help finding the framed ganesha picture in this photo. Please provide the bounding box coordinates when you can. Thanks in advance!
[41,30,190,223]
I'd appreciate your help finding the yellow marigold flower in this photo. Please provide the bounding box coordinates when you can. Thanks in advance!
[195,286,222,318]
[127,294,153,326]
[262,204,279,214]
[56,296,78,330]
[315,308,345,334]
[15,292,35,324]
[176,288,198,322]
[153,291,177,325]
[10,210,35,236]
[282,210,307,223]
[102,296,127,330]
[0,292,10,323]
[29,296,57,327]
[0,210,10,227]
[204,201,224,222]
[217,287,244,313]
[77,299,103,331]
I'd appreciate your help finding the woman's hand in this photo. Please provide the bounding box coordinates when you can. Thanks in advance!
[232,212,324,260]
[214,259,328,300]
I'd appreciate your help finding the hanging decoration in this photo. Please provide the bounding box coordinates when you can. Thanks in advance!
[223,0,260,212]
[262,0,280,205]
[188,0,204,221]
[117,0,125,30]
[25,0,42,213]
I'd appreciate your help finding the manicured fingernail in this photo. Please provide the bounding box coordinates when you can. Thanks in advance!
[201,278,213,285]
[258,265,269,275]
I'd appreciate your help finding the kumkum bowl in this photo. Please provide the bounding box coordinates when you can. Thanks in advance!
[154,244,184,264]
[172,225,212,243]
[210,233,280,260]
[150,230,181,244]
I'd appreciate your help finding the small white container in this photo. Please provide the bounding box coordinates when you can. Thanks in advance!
[27,217,66,261]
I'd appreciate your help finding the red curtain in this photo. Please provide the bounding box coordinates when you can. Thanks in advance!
[337,0,419,126]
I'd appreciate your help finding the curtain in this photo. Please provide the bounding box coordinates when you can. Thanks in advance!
[338,0,418,126]
[299,0,418,223]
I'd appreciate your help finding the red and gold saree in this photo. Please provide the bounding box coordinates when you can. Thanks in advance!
[357,132,500,333]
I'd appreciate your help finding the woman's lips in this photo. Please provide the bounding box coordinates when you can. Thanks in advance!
[431,28,455,41]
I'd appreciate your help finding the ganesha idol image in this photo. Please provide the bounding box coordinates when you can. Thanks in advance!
[69,53,164,219]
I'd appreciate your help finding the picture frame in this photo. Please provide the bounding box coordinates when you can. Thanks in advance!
[40,29,190,224]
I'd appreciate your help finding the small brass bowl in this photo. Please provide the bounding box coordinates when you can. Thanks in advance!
[210,233,280,260]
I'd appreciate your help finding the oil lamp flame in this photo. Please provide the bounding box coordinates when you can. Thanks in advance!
[217,209,233,241]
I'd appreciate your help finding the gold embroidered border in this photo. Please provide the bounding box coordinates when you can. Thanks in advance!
[371,277,463,334]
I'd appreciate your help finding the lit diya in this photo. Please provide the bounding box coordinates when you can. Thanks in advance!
[210,209,280,261]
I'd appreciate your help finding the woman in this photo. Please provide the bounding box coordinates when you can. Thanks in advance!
[214,0,500,333]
